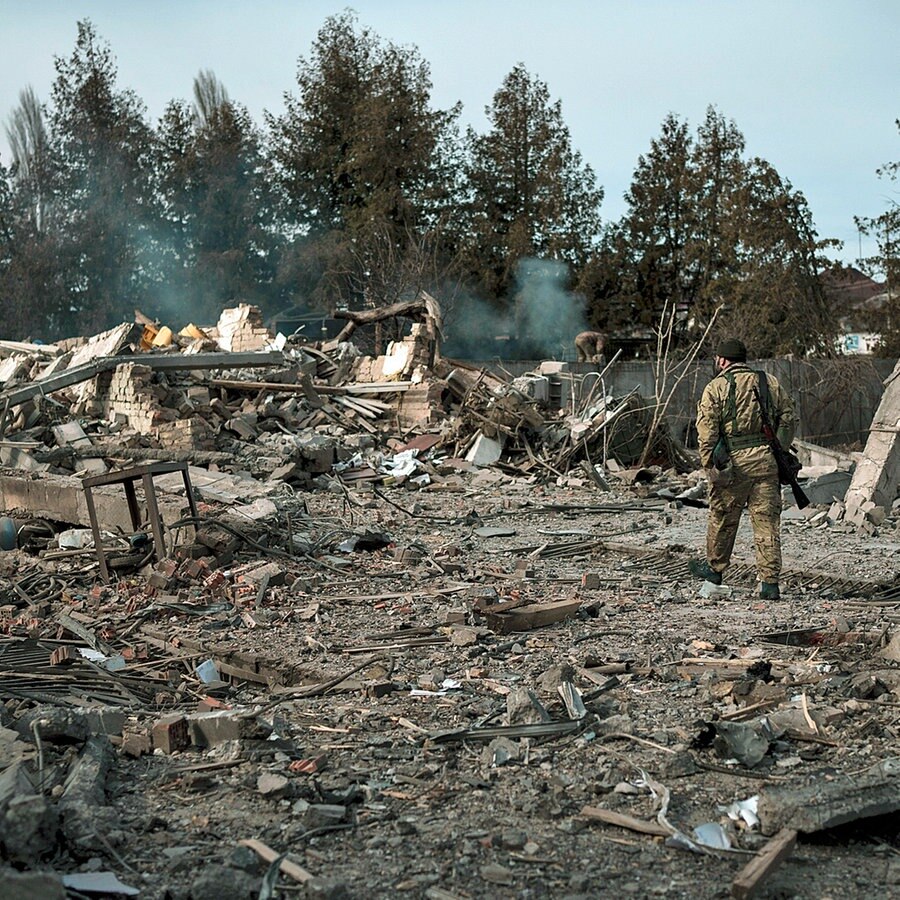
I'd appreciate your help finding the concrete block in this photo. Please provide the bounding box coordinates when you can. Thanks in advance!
[147,572,173,590]
[866,504,887,526]
[297,435,336,473]
[188,711,242,747]
[83,708,126,736]
[236,561,285,588]
[121,730,152,757]
[799,470,852,506]
[297,802,347,829]
[538,361,568,374]
[187,711,269,747]
[0,869,66,900]
[465,432,503,467]
[827,500,845,523]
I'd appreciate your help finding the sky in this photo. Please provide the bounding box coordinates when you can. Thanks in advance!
[1,0,898,268]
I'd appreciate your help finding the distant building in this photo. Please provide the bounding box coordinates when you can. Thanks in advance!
[840,332,881,354]
[821,265,884,307]
[822,265,886,354]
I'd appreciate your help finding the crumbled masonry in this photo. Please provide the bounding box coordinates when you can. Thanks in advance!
[0,300,898,898]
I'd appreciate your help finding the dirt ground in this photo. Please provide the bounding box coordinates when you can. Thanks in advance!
[2,470,900,900]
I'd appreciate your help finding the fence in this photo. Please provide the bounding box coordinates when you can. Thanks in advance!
[467,357,898,450]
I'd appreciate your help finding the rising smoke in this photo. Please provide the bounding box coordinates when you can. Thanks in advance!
[442,257,589,360]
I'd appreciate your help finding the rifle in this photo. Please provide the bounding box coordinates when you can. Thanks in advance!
[753,374,810,510]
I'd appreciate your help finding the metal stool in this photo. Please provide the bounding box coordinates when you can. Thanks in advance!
[81,461,199,582]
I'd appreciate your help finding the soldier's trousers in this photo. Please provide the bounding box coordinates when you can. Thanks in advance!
[707,468,782,582]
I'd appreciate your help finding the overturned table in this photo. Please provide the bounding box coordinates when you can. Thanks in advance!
[81,461,199,582]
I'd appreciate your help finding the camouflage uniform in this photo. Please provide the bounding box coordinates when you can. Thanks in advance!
[696,364,796,583]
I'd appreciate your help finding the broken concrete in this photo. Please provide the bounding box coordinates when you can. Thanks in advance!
[787,469,852,507]
[845,359,900,523]
[0,468,185,532]
[0,869,66,900]
[757,757,900,835]
[0,301,897,900]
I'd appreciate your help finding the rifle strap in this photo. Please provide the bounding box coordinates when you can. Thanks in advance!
[753,370,783,439]
[752,371,784,463]
[755,370,771,420]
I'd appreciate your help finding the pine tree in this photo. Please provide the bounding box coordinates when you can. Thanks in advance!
[155,73,280,325]
[588,107,837,357]
[612,112,694,327]
[463,64,603,303]
[5,86,53,234]
[267,11,462,311]
[48,20,159,335]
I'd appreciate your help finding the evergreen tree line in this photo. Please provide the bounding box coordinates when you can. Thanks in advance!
[0,14,894,356]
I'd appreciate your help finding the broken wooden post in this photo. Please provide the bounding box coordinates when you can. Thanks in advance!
[239,839,314,883]
[332,291,442,353]
[731,828,797,899]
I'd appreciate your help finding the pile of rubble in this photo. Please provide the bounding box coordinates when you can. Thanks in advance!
[0,299,898,899]
[0,296,698,493]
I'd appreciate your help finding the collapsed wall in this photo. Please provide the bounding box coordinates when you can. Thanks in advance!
[77,362,216,450]
[844,359,900,526]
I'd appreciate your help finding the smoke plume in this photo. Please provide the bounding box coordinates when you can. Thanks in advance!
[442,257,589,360]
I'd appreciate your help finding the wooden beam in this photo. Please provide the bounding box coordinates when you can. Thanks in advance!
[581,805,670,837]
[332,297,435,343]
[731,828,797,899]
[238,839,314,884]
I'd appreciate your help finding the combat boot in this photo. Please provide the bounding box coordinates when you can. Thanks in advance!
[688,559,722,585]
[760,582,780,600]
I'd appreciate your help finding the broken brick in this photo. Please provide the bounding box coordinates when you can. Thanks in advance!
[151,714,190,754]
[121,729,152,758]
[49,646,75,666]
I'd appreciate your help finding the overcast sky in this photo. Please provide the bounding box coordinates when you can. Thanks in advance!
[1,1,897,266]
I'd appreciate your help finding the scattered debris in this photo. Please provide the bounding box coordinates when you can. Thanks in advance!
[0,300,897,897]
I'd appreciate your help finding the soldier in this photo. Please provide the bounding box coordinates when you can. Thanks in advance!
[690,338,797,600]
[574,330,606,363]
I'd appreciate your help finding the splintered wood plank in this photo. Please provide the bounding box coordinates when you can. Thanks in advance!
[482,597,582,634]
[581,805,670,837]
[239,839,314,883]
[731,828,797,899]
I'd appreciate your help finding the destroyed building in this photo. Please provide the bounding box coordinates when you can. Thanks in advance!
[0,297,898,899]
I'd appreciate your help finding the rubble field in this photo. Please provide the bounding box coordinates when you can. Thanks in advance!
[0,301,898,900]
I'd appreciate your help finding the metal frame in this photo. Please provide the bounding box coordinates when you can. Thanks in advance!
[81,461,199,582]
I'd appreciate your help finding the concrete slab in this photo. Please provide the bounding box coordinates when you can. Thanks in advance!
[845,360,900,520]
[465,432,503,467]
[786,470,852,507]
[0,469,186,531]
